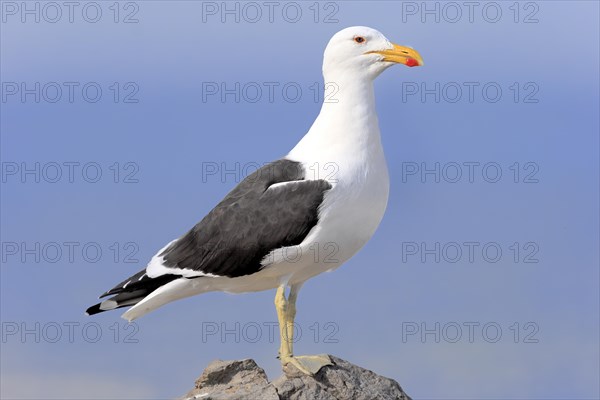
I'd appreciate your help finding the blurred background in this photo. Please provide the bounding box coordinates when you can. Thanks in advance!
[1,1,598,399]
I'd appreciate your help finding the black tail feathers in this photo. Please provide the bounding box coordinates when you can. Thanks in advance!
[86,269,180,316]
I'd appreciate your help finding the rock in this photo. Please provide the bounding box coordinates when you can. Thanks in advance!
[181,359,279,400]
[181,355,411,400]
[274,355,411,400]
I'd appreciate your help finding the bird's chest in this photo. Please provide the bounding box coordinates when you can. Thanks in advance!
[316,156,390,259]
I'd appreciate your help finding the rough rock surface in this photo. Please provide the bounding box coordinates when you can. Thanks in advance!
[181,355,411,400]
[181,358,279,400]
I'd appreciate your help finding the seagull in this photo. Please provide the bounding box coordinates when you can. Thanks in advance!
[86,26,423,375]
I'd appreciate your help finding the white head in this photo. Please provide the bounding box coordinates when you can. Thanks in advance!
[322,26,423,82]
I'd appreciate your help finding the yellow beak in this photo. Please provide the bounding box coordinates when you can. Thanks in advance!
[366,43,424,67]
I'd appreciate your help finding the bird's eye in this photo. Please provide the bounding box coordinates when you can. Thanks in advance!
[354,36,366,44]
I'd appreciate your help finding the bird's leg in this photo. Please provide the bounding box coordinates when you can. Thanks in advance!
[275,285,292,358]
[274,283,332,375]
[284,284,298,357]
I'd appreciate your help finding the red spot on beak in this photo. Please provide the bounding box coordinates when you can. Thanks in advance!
[406,58,419,67]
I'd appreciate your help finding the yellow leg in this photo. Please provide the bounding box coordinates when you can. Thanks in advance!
[274,283,332,375]
[275,285,292,358]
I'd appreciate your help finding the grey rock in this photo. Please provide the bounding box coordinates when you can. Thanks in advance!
[181,359,279,400]
[182,355,411,400]
[274,355,411,400]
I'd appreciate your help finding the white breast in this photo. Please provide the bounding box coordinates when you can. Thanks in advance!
[281,143,389,284]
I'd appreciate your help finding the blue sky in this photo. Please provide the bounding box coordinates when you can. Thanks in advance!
[1,1,599,399]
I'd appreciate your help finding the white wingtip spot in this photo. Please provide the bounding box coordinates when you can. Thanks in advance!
[99,300,118,311]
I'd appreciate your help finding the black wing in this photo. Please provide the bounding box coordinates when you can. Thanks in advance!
[86,159,331,315]
[161,158,331,277]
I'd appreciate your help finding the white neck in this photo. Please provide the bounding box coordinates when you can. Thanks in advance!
[287,74,384,166]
